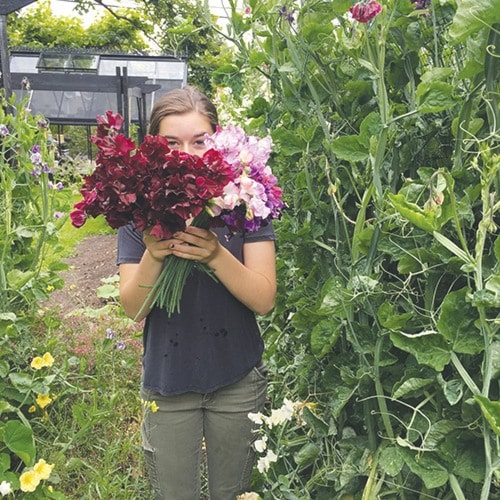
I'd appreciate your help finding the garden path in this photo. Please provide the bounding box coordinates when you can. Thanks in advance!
[46,233,118,311]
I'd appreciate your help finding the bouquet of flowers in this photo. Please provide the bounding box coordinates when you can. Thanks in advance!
[71,111,284,316]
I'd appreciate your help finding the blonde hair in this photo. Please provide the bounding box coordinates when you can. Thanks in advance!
[148,86,219,136]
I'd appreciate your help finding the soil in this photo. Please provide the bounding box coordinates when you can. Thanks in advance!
[46,233,119,311]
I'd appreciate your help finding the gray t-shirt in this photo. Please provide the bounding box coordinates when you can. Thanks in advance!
[116,222,275,396]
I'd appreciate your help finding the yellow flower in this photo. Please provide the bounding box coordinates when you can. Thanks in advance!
[28,405,37,413]
[36,394,52,409]
[42,352,54,367]
[30,352,54,370]
[31,357,46,370]
[20,470,41,492]
[46,285,54,292]
[150,401,159,413]
[34,459,54,480]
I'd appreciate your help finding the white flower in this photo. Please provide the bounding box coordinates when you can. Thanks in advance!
[248,411,265,425]
[257,449,278,473]
[0,481,12,496]
[280,398,297,420]
[237,493,260,500]
[254,435,268,453]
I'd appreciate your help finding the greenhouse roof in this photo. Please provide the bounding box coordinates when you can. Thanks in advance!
[9,48,187,129]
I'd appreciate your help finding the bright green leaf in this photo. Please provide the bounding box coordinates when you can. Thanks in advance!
[448,0,500,44]
[475,395,500,435]
[6,269,36,290]
[388,193,437,232]
[330,135,368,162]
[4,420,36,466]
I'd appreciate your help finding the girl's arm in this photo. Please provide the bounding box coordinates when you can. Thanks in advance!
[118,233,179,321]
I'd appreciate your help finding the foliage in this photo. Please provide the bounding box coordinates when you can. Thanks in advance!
[0,93,68,497]
[220,0,500,498]
[8,0,149,52]
[0,92,70,316]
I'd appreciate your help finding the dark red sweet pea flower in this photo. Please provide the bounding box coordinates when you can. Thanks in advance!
[350,0,382,23]
[70,208,87,227]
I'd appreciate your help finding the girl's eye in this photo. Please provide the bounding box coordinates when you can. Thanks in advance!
[168,141,179,148]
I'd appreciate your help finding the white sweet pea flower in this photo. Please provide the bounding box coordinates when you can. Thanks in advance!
[0,481,12,497]
[254,435,268,453]
[237,493,261,500]
[280,398,297,420]
[257,449,278,473]
[248,411,265,425]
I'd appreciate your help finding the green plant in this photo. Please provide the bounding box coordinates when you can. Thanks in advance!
[219,0,499,497]
[0,92,70,316]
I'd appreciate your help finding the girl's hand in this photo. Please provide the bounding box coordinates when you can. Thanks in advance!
[170,226,222,265]
[143,230,181,263]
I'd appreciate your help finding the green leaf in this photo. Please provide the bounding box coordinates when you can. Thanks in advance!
[6,269,36,290]
[330,135,368,161]
[0,360,9,378]
[388,193,437,232]
[399,448,449,489]
[0,401,16,415]
[4,420,36,466]
[475,395,500,435]
[8,373,33,393]
[433,231,471,263]
[379,446,404,477]
[390,331,451,371]
[392,377,435,399]
[0,452,10,474]
[448,0,500,44]
[436,287,483,355]
[378,302,413,330]
[0,312,16,322]
[416,81,457,113]
[311,318,343,358]
[359,112,383,148]
[301,406,330,437]
[318,277,350,318]
[293,442,321,468]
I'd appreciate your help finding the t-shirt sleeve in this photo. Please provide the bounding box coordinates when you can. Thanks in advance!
[116,224,146,265]
[243,221,276,243]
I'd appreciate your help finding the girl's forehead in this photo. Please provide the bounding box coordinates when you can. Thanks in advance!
[159,111,212,135]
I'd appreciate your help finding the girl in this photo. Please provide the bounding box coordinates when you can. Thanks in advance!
[116,86,277,499]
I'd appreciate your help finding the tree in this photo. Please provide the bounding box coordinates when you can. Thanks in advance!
[8,0,149,52]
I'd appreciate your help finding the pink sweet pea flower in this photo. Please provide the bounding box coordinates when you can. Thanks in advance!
[350,0,382,23]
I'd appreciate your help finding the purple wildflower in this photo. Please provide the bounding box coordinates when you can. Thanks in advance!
[0,124,9,136]
[54,212,65,219]
[106,328,115,339]
[278,5,295,23]
[115,341,126,350]
[30,166,41,177]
